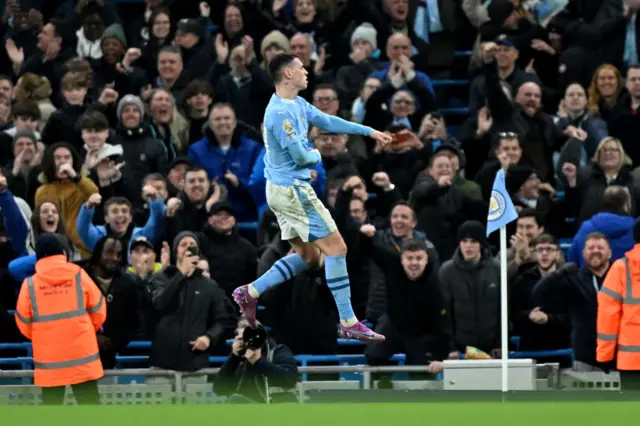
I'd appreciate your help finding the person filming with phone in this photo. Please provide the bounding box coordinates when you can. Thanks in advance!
[149,231,235,374]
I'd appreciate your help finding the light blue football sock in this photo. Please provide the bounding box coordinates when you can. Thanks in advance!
[251,253,309,295]
[324,254,356,321]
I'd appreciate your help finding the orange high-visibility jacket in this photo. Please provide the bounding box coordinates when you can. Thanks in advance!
[597,245,640,370]
[14,255,107,387]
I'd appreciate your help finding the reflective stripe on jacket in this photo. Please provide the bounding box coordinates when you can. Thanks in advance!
[597,246,640,370]
[15,255,107,387]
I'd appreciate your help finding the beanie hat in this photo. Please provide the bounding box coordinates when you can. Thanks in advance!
[434,141,467,170]
[350,22,377,51]
[457,220,488,247]
[506,164,535,194]
[35,233,65,260]
[117,95,145,121]
[487,0,516,27]
[13,129,38,147]
[260,30,291,56]
[102,23,127,49]
[172,231,199,260]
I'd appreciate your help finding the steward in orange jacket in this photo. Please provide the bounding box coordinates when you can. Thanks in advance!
[597,241,640,389]
[15,234,107,390]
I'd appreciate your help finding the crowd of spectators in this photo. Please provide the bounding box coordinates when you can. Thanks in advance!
[0,0,638,379]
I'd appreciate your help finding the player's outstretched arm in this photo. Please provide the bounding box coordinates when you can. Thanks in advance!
[308,105,393,145]
[308,105,373,136]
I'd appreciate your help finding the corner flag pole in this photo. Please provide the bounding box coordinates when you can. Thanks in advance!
[486,168,517,394]
[499,226,509,393]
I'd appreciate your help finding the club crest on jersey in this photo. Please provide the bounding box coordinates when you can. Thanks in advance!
[282,119,293,133]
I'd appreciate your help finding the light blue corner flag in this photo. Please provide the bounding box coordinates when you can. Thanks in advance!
[486,169,518,237]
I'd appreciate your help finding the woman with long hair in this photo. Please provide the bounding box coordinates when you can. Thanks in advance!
[587,64,622,122]
[562,137,639,224]
[135,7,175,82]
[8,200,77,284]
[35,142,99,257]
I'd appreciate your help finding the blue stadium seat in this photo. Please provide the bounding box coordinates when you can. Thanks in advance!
[236,221,259,231]
[559,239,572,257]
[432,80,469,87]
[440,107,469,115]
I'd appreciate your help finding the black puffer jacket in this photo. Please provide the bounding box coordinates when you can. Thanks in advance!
[564,164,640,225]
[439,247,501,353]
[150,264,232,371]
[115,125,168,195]
[533,263,607,367]
[41,101,94,151]
[511,265,571,353]
[411,174,487,261]
[362,233,452,357]
[365,228,440,322]
[78,262,139,369]
[197,226,258,298]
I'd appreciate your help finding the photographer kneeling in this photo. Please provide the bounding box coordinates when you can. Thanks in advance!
[215,320,299,403]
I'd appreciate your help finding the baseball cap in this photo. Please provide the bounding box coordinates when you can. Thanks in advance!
[176,19,203,38]
[130,236,154,251]
[170,156,192,170]
[495,34,517,48]
[207,200,234,217]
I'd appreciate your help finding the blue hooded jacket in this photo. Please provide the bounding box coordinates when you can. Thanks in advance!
[0,189,30,257]
[188,130,262,221]
[76,196,165,252]
[568,212,635,267]
[9,197,167,283]
[369,66,436,96]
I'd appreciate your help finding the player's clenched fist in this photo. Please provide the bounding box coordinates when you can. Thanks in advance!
[370,130,393,146]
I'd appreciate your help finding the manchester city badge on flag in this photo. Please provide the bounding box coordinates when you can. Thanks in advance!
[486,168,518,237]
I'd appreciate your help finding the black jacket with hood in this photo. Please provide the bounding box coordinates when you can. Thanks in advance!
[197,225,258,298]
[150,231,234,371]
[439,247,502,353]
[115,124,168,196]
[215,337,299,403]
[77,258,139,369]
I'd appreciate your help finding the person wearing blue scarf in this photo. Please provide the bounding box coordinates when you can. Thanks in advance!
[625,10,639,67]
[414,0,444,43]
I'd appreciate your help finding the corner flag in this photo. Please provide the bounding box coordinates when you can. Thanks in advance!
[486,168,518,237]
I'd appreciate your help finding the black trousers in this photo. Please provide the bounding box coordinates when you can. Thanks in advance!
[41,380,100,405]
[620,371,640,391]
[365,315,434,380]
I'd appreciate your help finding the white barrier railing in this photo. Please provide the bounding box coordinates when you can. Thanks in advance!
[1,362,621,405]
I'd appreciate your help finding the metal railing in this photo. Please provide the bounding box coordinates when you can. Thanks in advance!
[1,361,622,406]
[0,365,441,404]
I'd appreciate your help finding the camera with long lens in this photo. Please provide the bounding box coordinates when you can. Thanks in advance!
[239,324,267,356]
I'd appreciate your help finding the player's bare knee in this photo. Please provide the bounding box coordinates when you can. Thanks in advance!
[291,241,319,265]
[321,234,348,257]
[299,249,318,265]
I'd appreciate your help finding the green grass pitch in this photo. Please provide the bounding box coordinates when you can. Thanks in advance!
[2,403,639,426]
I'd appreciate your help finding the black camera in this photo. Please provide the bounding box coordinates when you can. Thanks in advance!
[241,324,267,353]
